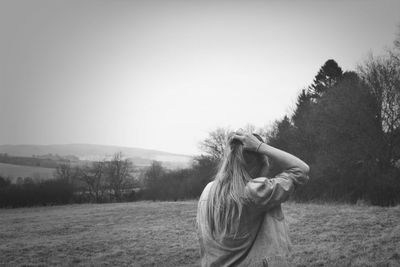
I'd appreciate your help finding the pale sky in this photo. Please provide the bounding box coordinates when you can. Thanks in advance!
[1,0,399,155]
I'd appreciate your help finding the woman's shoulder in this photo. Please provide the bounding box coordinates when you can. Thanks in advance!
[199,181,214,201]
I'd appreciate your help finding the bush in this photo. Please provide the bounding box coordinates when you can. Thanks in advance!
[0,178,73,208]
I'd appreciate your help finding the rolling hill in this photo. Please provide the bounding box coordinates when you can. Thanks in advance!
[0,144,193,173]
[0,144,191,161]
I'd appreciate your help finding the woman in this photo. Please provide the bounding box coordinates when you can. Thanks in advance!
[197,132,309,267]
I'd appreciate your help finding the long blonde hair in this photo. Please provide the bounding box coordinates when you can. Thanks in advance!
[205,133,267,237]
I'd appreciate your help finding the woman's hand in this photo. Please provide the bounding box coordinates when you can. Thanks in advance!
[232,132,263,152]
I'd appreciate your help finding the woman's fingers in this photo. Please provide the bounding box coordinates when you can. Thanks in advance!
[231,132,262,151]
[232,134,245,142]
[235,128,244,135]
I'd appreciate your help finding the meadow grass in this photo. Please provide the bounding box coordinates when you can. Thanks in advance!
[0,201,399,266]
[0,162,55,182]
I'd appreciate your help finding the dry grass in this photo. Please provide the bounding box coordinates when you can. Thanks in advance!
[0,201,399,266]
[285,203,400,267]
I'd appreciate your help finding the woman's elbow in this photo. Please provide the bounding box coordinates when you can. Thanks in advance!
[302,163,310,175]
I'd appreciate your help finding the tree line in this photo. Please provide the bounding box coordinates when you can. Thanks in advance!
[0,150,218,208]
[180,35,400,206]
[0,152,137,207]
[126,43,400,206]
[1,34,399,208]
[266,45,400,206]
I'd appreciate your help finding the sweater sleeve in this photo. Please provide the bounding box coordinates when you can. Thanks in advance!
[245,167,309,210]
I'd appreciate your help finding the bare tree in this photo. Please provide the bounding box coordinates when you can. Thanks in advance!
[199,127,231,161]
[143,161,166,200]
[106,152,134,201]
[243,124,267,140]
[79,161,107,202]
[359,52,400,168]
[199,126,267,161]
[391,25,400,66]
[54,163,76,183]
[54,162,83,193]
[394,24,400,51]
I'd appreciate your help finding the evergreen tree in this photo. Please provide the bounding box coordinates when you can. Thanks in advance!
[267,115,294,152]
[292,89,313,127]
[309,59,343,99]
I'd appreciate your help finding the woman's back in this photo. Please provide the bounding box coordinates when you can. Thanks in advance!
[197,170,308,266]
[196,132,309,267]
[197,181,262,266]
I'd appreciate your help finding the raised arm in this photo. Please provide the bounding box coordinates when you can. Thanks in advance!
[233,133,309,174]
[233,133,309,209]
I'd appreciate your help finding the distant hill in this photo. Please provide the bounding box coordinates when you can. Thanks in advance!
[0,144,193,168]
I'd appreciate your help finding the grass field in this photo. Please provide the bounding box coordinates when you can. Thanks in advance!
[1,201,400,267]
[0,162,55,182]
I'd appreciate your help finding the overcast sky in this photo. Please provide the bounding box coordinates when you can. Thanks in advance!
[1,0,399,155]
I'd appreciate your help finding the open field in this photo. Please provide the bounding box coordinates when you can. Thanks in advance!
[1,201,400,267]
[0,162,55,182]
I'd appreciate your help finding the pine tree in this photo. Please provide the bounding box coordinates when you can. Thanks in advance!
[309,59,343,99]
